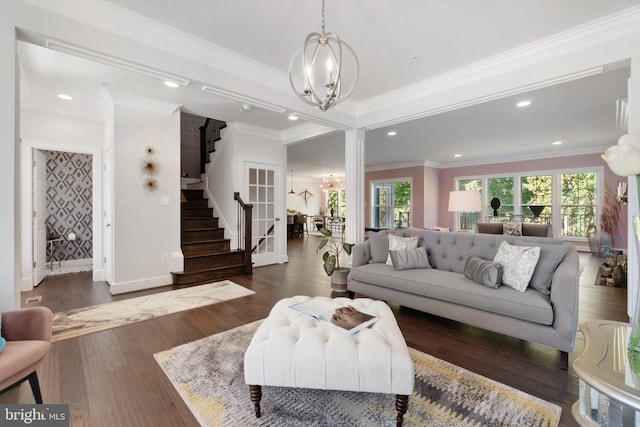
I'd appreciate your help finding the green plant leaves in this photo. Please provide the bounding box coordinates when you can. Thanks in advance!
[323,254,337,276]
[343,243,354,255]
[319,227,332,237]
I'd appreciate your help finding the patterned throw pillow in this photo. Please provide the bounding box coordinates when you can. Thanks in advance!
[386,234,419,265]
[389,247,431,271]
[502,222,522,236]
[492,241,540,292]
[464,256,503,288]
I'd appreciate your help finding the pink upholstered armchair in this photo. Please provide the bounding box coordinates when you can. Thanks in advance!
[0,307,53,403]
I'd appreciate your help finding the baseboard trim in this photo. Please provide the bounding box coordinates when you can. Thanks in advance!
[109,274,172,295]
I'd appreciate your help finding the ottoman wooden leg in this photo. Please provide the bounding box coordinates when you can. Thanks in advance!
[395,394,409,427]
[249,385,262,418]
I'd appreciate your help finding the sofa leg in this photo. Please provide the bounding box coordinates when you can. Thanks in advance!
[249,385,262,418]
[27,371,43,404]
[395,394,409,427]
[560,351,569,370]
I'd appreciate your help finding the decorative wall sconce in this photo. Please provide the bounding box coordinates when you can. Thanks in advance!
[142,146,158,191]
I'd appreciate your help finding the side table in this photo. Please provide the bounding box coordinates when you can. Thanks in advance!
[47,238,63,270]
[573,320,640,426]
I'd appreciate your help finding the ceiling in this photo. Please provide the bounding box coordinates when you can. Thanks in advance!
[17,0,638,178]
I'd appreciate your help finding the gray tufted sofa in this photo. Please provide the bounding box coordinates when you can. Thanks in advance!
[347,228,579,368]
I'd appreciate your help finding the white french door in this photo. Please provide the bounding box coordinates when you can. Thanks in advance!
[246,163,280,266]
[32,149,47,286]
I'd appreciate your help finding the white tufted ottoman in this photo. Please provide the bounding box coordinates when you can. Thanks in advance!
[244,296,414,427]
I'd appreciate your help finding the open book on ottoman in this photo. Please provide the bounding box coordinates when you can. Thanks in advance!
[289,297,378,334]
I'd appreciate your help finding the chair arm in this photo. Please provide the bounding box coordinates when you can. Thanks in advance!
[2,307,53,342]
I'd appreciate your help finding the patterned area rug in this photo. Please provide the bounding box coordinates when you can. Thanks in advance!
[52,280,254,342]
[154,321,561,427]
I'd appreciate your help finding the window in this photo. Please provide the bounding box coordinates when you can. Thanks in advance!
[371,180,411,228]
[457,179,482,231]
[327,189,346,217]
[487,177,514,220]
[560,172,596,237]
[455,167,602,240]
[521,175,552,223]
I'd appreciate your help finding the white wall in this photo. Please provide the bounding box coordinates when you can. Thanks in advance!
[0,3,18,311]
[19,109,104,290]
[286,176,322,216]
[207,122,287,265]
[111,101,181,294]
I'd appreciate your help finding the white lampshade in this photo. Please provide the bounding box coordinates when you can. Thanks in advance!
[448,191,482,212]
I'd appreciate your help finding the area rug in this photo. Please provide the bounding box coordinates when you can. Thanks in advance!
[154,321,561,427]
[52,280,254,342]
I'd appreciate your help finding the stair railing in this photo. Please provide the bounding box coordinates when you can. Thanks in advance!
[252,224,275,254]
[199,118,228,173]
[234,192,253,275]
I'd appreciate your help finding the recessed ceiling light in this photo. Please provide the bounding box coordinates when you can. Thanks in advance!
[57,94,72,101]
[516,100,531,108]
[288,113,299,121]
[387,131,397,136]
[164,81,179,88]
[454,154,462,158]
[552,140,563,145]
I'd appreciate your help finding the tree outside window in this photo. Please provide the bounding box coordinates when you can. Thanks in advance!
[487,177,514,221]
[457,179,482,231]
[561,172,596,237]
[372,180,411,228]
[521,175,552,223]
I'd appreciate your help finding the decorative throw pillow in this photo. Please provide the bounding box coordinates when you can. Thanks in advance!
[492,241,540,292]
[389,247,431,271]
[386,234,419,265]
[368,235,389,264]
[514,240,568,295]
[502,222,522,236]
[464,256,503,289]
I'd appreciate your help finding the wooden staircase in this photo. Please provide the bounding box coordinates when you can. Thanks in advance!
[172,189,248,286]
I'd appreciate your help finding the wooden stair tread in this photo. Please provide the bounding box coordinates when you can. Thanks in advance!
[183,249,244,259]
[172,263,246,275]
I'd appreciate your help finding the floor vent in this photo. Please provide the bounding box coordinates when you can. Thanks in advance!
[25,296,43,304]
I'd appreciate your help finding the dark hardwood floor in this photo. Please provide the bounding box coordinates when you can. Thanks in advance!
[1,236,628,427]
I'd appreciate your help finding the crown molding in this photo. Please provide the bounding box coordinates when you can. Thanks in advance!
[201,85,286,114]
[365,161,426,173]
[232,122,281,140]
[358,4,640,122]
[281,123,336,146]
[107,88,181,115]
[437,145,610,169]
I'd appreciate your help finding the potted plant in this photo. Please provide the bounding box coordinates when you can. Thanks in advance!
[317,227,355,292]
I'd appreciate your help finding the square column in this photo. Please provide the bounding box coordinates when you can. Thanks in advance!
[345,128,365,245]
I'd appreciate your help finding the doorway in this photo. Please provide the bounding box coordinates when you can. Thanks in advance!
[246,162,280,266]
[32,149,94,285]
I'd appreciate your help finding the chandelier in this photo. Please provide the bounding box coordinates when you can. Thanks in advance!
[288,0,359,111]
[320,174,343,192]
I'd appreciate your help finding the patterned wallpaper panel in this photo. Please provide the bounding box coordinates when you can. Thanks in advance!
[45,150,93,261]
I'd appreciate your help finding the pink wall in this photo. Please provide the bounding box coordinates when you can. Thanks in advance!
[438,153,628,249]
[365,166,425,228]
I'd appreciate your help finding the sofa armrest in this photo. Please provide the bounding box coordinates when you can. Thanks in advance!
[549,246,579,350]
[351,241,371,268]
[2,307,53,342]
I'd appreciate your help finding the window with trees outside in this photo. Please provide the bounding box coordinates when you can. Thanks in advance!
[371,180,411,229]
[455,168,601,239]
[327,189,346,217]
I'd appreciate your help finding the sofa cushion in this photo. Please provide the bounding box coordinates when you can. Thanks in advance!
[493,241,540,292]
[389,247,431,271]
[502,222,522,236]
[386,234,419,265]
[349,264,553,325]
[368,235,389,264]
[464,256,502,288]
[514,240,568,295]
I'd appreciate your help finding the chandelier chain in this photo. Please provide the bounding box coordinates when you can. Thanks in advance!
[320,0,326,35]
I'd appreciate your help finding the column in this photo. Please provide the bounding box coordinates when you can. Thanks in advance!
[345,128,365,245]
[628,54,640,320]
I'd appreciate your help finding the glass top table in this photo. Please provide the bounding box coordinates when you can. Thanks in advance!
[573,320,640,426]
